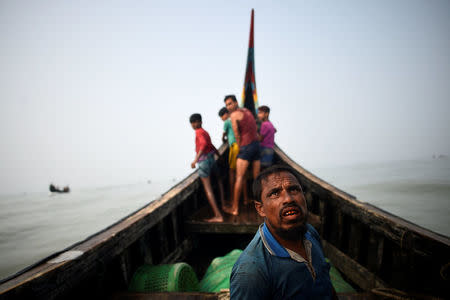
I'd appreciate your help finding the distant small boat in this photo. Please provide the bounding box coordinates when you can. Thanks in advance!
[49,184,70,193]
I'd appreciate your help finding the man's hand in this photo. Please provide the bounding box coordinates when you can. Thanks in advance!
[222,132,228,143]
[191,161,196,169]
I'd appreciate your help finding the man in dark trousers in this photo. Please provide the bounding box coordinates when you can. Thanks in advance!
[223,95,260,216]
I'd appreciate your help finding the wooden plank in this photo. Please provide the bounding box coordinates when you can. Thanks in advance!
[170,211,180,247]
[366,230,384,274]
[318,199,327,238]
[348,221,362,262]
[138,231,154,265]
[119,249,132,286]
[161,239,193,265]
[322,240,387,291]
[336,211,345,250]
[185,201,263,234]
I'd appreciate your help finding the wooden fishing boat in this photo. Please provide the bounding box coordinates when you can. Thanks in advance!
[1,143,449,299]
[1,9,449,300]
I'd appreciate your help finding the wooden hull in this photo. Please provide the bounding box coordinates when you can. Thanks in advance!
[0,144,449,299]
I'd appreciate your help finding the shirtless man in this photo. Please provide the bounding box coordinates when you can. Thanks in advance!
[223,95,260,215]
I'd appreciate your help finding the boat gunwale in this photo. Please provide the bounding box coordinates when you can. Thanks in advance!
[275,144,450,247]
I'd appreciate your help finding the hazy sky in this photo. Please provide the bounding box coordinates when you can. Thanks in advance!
[1,0,449,194]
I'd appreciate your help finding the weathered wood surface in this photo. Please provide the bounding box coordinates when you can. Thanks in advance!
[186,202,263,234]
[323,241,387,291]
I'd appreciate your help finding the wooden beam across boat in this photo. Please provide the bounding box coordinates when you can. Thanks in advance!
[186,202,263,234]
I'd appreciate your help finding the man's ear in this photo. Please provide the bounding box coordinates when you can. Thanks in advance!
[254,201,266,217]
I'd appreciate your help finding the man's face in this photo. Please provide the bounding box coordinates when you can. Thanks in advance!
[190,121,201,130]
[220,113,229,121]
[225,98,238,113]
[257,111,268,122]
[255,171,308,240]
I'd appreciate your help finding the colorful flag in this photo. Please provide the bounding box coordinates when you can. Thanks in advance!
[241,9,258,116]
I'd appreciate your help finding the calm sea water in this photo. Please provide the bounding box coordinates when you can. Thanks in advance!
[1,158,449,280]
[314,157,450,237]
[0,180,174,281]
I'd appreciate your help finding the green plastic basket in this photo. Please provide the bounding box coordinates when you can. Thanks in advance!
[199,249,243,292]
[129,263,199,292]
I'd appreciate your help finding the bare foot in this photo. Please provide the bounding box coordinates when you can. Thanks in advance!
[204,216,224,223]
[223,206,239,216]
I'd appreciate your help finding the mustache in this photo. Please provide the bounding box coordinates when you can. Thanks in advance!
[279,203,305,218]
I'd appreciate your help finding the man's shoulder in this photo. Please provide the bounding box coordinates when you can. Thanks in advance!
[230,109,244,119]
[233,230,268,269]
[263,120,275,129]
[231,230,272,298]
[197,127,210,136]
[306,223,320,239]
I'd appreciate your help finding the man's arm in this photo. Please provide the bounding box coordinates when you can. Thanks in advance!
[191,149,203,169]
[258,122,268,142]
[192,132,207,168]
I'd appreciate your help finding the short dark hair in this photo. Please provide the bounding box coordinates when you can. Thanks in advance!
[189,113,202,123]
[218,107,228,117]
[253,164,303,202]
[259,105,270,113]
[224,95,237,103]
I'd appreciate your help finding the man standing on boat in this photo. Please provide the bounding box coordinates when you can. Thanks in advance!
[189,113,225,223]
[219,107,249,207]
[230,165,336,299]
[257,105,276,169]
[223,95,260,216]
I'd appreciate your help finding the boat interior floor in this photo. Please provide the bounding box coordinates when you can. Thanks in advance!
[185,201,263,234]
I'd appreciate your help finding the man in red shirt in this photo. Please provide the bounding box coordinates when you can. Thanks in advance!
[224,95,260,216]
[190,113,224,222]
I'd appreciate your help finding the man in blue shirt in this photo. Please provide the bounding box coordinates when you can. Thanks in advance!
[230,165,336,299]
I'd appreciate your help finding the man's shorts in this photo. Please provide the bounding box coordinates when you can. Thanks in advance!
[260,146,274,168]
[228,143,239,170]
[198,152,218,178]
[237,141,260,162]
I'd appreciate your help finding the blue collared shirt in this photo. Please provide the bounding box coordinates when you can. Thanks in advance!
[230,223,333,300]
